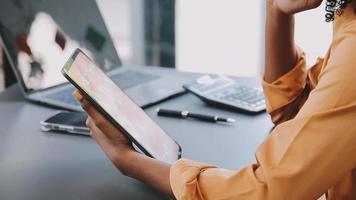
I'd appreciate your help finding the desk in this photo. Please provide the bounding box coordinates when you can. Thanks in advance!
[0,76,273,200]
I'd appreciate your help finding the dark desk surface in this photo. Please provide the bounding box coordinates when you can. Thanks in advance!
[0,76,273,200]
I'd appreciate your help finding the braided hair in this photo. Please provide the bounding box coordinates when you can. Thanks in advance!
[325,0,353,22]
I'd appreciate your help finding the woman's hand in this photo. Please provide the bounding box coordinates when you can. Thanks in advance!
[268,0,323,14]
[73,90,135,171]
[72,90,174,197]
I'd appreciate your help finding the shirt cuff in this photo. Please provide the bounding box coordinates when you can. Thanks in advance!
[169,159,216,200]
[263,49,307,113]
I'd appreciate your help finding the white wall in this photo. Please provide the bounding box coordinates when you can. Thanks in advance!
[176,0,264,77]
[294,5,332,67]
[175,1,332,77]
[96,0,145,66]
[96,0,331,77]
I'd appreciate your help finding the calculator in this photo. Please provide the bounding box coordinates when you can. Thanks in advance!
[183,75,266,113]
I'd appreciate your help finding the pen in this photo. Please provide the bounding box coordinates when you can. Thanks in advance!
[156,108,236,123]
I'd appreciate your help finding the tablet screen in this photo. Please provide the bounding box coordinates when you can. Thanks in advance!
[62,50,181,164]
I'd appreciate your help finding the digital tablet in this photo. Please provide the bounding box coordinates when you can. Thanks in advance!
[62,49,182,164]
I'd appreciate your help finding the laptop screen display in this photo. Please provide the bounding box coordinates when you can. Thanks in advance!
[0,0,121,91]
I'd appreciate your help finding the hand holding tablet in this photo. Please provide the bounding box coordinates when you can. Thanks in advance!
[62,49,182,164]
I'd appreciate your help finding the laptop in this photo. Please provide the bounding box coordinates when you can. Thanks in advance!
[0,0,188,111]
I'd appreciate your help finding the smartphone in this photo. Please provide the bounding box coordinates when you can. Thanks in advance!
[61,49,182,164]
[41,111,89,135]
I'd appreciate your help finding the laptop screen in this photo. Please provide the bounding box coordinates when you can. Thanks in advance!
[0,0,121,92]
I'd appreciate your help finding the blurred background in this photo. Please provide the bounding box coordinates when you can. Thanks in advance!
[0,0,332,92]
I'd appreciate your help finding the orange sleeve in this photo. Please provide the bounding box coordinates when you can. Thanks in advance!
[263,48,308,114]
[169,37,356,200]
[262,48,325,125]
[262,47,325,125]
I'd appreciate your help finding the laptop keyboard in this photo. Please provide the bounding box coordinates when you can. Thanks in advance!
[45,70,159,106]
[110,70,158,89]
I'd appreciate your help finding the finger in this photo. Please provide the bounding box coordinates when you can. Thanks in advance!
[86,116,115,152]
[87,118,132,167]
[84,105,118,139]
[87,116,131,147]
[73,91,107,127]
[85,117,90,127]
[76,96,97,117]
[86,116,124,145]
[73,90,96,115]
[72,90,83,101]
[73,91,126,141]
[85,117,93,137]
[80,101,123,140]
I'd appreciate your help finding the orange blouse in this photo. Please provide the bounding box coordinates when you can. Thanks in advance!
[169,6,356,200]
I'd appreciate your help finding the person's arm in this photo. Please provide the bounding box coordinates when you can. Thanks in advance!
[170,36,356,200]
[264,2,297,83]
[73,92,174,197]
[263,0,323,124]
[265,0,323,82]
